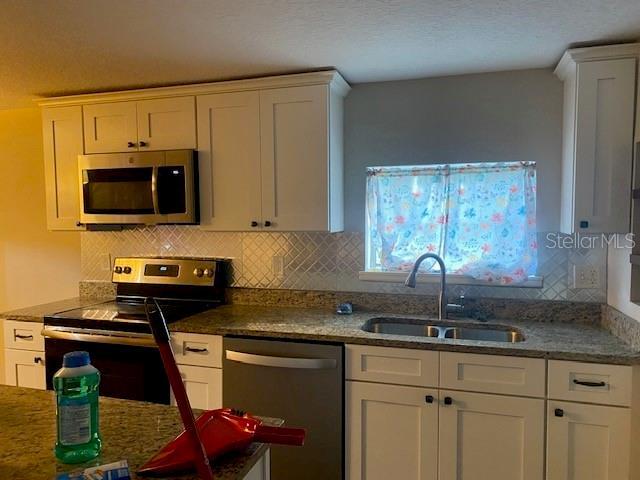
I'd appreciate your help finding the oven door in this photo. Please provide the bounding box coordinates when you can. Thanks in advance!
[78,150,197,225]
[44,329,169,404]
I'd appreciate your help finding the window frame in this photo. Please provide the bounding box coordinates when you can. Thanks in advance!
[361,162,542,288]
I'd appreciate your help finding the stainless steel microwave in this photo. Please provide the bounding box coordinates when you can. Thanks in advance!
[78,150,198,225]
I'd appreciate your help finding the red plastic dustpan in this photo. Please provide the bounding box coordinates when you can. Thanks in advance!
[141,298,305,478]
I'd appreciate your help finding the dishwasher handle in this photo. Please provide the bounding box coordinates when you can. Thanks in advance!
[225,350,337,370]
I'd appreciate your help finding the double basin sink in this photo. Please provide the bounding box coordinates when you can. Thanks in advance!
[362,317,524,343]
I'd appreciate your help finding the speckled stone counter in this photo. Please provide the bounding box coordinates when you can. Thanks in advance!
[170,304,640,365]
[0,298,110,323]
[0,386,278,480]
[3,293,639,364]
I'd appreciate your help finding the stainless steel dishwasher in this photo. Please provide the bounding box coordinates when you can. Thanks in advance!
[223,337,343,480]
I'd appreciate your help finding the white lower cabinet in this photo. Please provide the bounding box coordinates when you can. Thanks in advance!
[347,381,438,480]
[171,364,222,410]
[438,390,544,480]
[170,333,223,410]
[243,449,270,480]
[4,349,46,390]
[547,401,630,480]
[3,320,46,390]
[346,347,636,480]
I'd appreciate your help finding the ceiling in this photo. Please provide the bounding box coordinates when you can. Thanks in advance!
[1,0,640,109]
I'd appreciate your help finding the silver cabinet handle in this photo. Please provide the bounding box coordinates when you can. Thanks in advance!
[42,327,156,348]
[225,350,337,370]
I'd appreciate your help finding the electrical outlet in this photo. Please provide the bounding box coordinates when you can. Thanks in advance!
[571,265,600,289]
[272,255,284,279]
[100,253,112,271]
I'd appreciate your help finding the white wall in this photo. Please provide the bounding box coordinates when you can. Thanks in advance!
[343,68,563,232]
[0,108,81,311]
[608,235,640,320]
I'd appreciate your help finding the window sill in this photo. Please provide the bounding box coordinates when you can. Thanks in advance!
[358,271,544,288]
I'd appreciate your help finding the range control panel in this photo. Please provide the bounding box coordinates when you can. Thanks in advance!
[112,257,228,287]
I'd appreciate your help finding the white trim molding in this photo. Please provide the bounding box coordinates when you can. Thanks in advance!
[358,271,544,288]
[36,70,350,107]
[555,43,640,80]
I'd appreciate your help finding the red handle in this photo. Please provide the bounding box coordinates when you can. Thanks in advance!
[253,425,306,446]
[146,298,215,480]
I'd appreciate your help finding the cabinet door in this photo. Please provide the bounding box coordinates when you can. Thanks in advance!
[243,449,270,480]
[83,101,138,153]
[347,381,438,480]
[197,92,262,230]
[260,85,329,231]
[573,58,636,233]
[438,390,544,480]
[137,97,196,151]
[171,365,222,410]
[42,106,84,230]
[547,401,630,480]
[4,349,46,390]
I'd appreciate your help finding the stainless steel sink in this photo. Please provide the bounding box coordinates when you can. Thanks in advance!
[363,317,524,343]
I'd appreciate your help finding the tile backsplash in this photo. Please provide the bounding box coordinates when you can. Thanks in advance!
[81,227,607,302]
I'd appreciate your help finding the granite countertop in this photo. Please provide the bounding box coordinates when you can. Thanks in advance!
[170,304,640,365]
[0,386,278,480]
[3,298,640,365]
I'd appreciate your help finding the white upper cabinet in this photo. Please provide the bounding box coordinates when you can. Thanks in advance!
[40,70,348,232]
[197,72,349,232]
[555,44,639,233]
[42,106,84,230]
[136,97,197,151]
[83,97,196,153]
[259,85,330,231]
[197,91,262,230]
[83,101,138,153]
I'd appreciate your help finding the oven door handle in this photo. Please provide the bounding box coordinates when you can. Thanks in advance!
[42,328,157,348]
[225,350,337,370]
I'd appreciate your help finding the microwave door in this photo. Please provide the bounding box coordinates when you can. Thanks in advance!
[80,165,159,224]
[156,154,197,224]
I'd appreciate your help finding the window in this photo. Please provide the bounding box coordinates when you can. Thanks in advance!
[365,161,537,284]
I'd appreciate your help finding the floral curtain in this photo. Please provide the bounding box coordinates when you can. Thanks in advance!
[366,162,537,284]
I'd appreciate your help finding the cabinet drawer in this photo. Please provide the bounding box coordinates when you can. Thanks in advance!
[346,344,439,387]
[171,332,222,368]
[3,320,44,351]
[548,360,632,407]
[4,348,46,389]
[440,352,546,397]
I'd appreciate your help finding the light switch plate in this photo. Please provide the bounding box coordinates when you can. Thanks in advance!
[571,265,600,289]
[100,253,112,272]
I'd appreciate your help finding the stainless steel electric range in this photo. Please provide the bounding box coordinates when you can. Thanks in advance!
[43,257,228,404]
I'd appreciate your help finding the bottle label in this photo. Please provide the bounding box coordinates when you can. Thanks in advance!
[59,403,91,445]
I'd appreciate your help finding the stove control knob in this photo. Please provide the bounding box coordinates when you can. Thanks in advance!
[193,268,204,278]
[114,266,123,274]
[203,268,214,278]
[123,266,132,274]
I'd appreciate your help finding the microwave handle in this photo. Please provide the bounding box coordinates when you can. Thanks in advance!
[151,166,160,214]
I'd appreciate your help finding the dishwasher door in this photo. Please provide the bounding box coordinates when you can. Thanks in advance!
[223,337,343,480]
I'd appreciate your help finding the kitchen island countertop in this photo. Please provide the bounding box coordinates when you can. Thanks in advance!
[0,385,277,480]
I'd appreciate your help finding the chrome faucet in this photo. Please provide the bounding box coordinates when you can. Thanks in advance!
[404,253,448,321]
